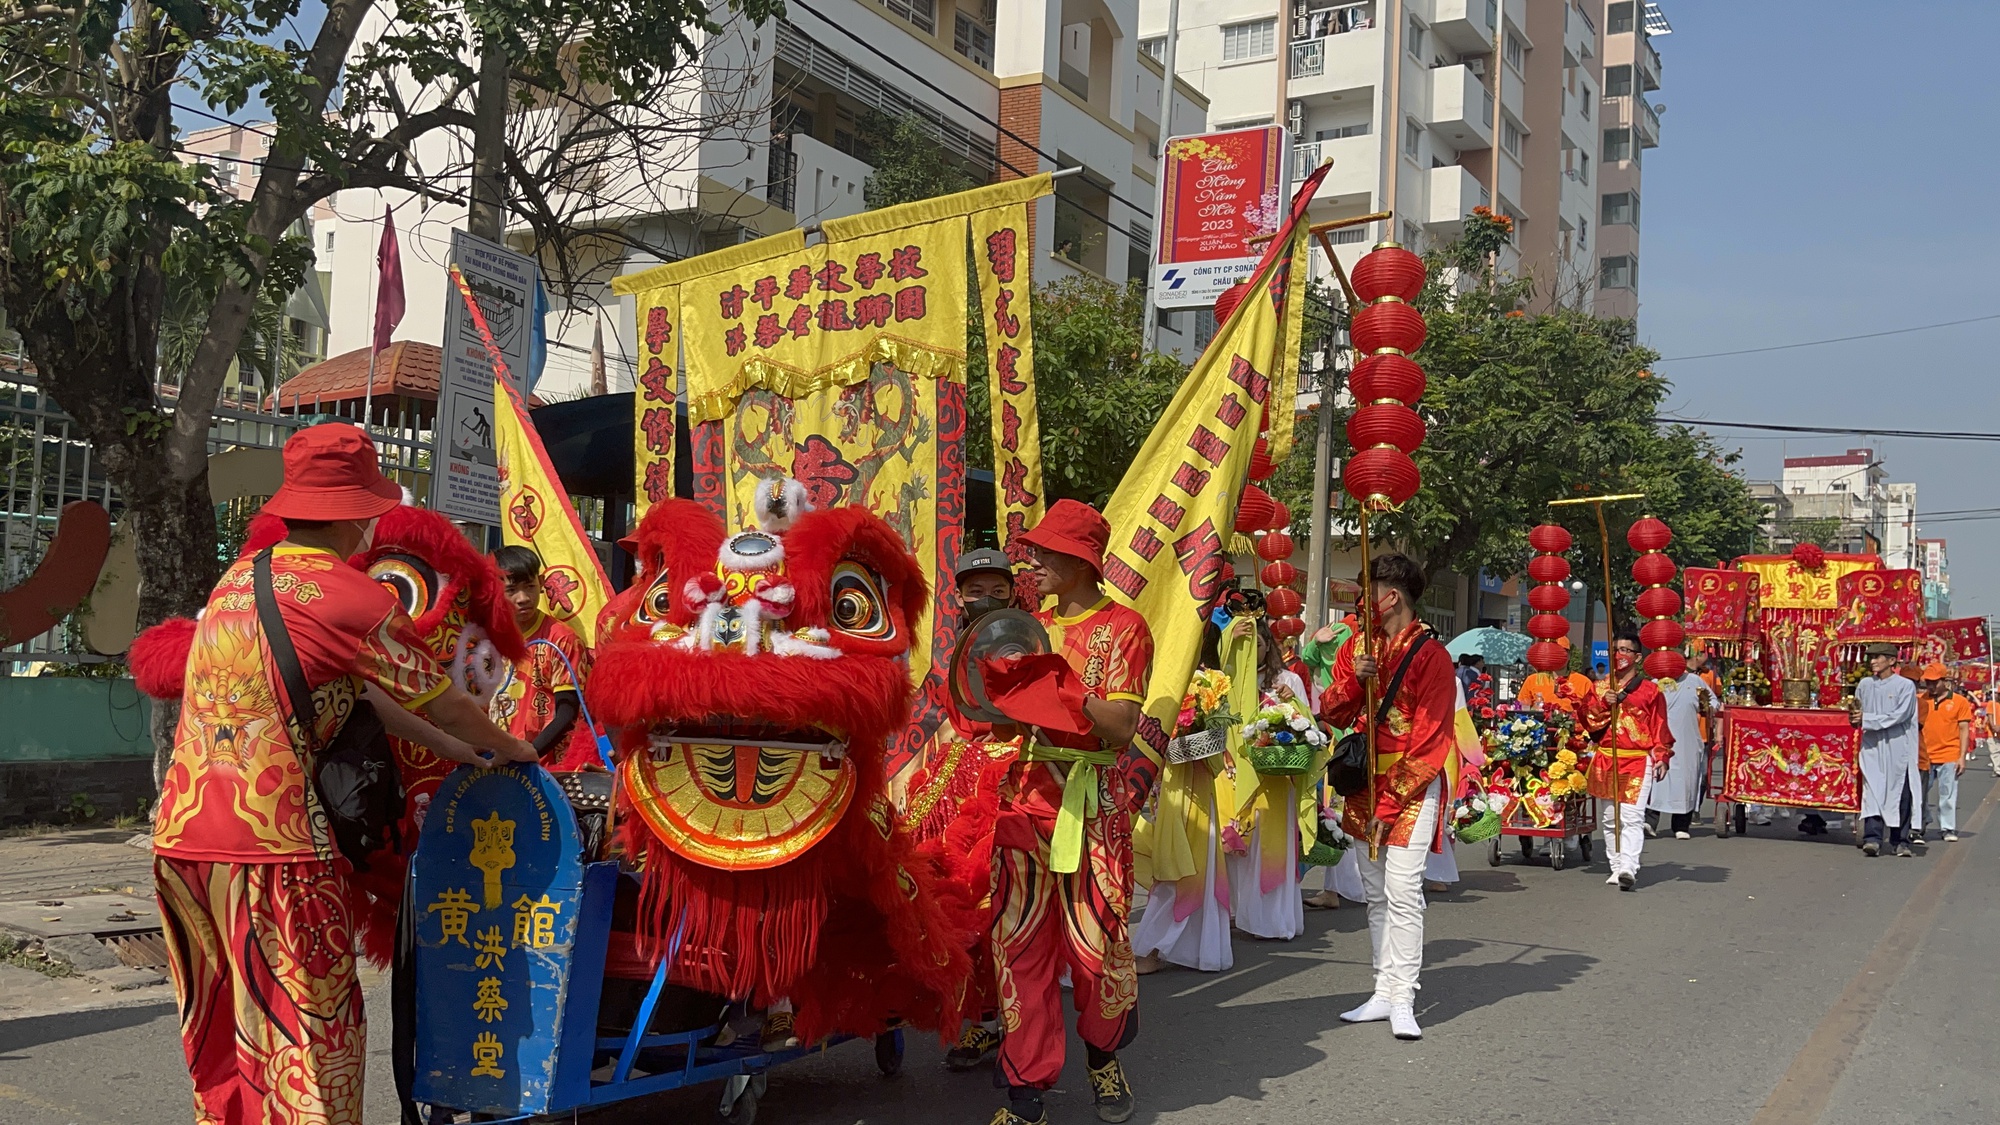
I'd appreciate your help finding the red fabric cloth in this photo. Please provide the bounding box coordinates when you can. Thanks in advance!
[1580,674,1672,803]
[1719,706,1860,812]
[1834,569,1924,644]
[153,547,450,862]
[154,855,366,1125]
[1319,621,1457,849]
[979,652,1091,735]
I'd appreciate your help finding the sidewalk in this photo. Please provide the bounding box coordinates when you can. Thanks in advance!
[0,827,169,1020]
[0,826,154,900]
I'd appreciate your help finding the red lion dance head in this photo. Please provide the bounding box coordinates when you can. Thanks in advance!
[590,480,975,1042]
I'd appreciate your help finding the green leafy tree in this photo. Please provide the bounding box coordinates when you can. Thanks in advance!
[0,0,778,640]
[860,115,978,211]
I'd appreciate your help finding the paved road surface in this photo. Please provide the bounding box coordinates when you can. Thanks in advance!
[4,773,1994,1125]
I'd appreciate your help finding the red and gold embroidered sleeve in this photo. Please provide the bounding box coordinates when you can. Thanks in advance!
[353,609,450,710]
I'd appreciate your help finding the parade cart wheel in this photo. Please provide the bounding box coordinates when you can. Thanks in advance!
[1548,837,1567,871]
[1487,836,1503,867]
[875,1030,905,1077]
[717,1074,759,1124]
[1518,835,1535,860]
[1576,833,1593,863]
[1734,804,1748,837]
[1714,801,1732,839]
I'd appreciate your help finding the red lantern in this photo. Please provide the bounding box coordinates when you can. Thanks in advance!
[1256,532,1296,562]
[1214,282,1251,326]
[1527,613,1571,641]
[1351,245,1427,303]
[1248,437,1275,481]
[1268,501,1292,532]
[1627,516,1673,552]
[1346,402,1426,454]
[1636,587,1682,619]
[1350,301,1428,356]
[1632,553,1677,587]
[1527,523,1573,554]
[1234,485,1275,534]
[1260,560,1300,588]
[1218,561,1236,586]
[1269,615,1306,640]
[1640,618,1685,651]
[1527,555,1571,584]
[1644,650,1687,681]
[1527,640,1570,673]
[1265,587,1304,617]
[1341,447,1421,508]
[1527,584,1570,613]
[1348,353,1427,406]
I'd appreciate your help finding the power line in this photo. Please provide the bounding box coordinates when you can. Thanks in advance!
[1654,416,2000,442]
[1654,312,2000,362]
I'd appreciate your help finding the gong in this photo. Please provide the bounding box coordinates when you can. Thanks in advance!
[947,608,1051,725]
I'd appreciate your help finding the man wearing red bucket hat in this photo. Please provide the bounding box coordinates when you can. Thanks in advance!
[984,499,1153,1125]
[152,424,536,1125]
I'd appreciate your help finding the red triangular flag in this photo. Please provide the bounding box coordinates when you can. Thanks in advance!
[372,206,405,356]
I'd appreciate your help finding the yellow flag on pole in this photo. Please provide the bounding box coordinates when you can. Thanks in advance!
[1099,164,1328,767]
[491,374,615,644]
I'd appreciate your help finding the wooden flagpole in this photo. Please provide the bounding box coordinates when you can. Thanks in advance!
[1548,492,1645,860]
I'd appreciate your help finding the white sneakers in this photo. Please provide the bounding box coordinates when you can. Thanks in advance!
[1339,997,1392,1024]
[1674,830,1692,839]
[1389,1004,1422,1040]
[1343,996,1422,1040]
[1605,873,1620,885]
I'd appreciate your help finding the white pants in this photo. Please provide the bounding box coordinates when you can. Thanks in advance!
[1598,769,1653,877]
[1357,778,1442,1005]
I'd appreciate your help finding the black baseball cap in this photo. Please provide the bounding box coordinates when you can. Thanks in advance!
[955,547,1014,581]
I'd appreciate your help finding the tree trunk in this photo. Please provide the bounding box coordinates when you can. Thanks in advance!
[466,46,512,242]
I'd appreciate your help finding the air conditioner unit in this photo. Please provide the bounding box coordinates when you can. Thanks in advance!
[1287,99,1305,136]
[1464,57,1486,77]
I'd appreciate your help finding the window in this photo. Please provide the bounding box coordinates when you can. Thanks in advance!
[1222,18,1277,62]
[1599,254,1635,290]
[954,12,995,69]
[1602,190,1639,226]
[1603,127,1631,162]
[1140,36,1165,62]
[1607,2,1635,34]
[1604,64,1632,97]
[1401,219,1422,248]
[1578,217,1588,249]
[1316,122,1370,140]
[1194,308,1217,350]
[323,227,335,254]
[1501,119,1522,157]
[1405,13,1424,58]
[879,0,935,34]
[1504,32,1524,72]
[1156,307,1174,330]
[1129,223,1152,285]
[1403,116,1423,160]
[1578,150,1590,184]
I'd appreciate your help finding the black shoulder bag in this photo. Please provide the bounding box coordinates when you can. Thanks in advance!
[254,549,405,870]
[1327,636,1430,797]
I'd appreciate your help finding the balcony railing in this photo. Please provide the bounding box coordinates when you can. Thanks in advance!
[1292,40,1324,79]
[1293,141,1322,181]
[767,137,797,213]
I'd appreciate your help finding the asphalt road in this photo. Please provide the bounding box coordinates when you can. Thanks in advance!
[4,772,1994,1125]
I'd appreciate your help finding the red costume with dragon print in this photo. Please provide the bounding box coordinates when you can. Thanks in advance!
[131,507,526,965]
[589,489,979,1044]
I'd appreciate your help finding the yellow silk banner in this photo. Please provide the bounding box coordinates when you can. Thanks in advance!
[1737,555,1879,610]
[492,375,614,644]
[1099,214,1314,765]
[969,199,1045,549]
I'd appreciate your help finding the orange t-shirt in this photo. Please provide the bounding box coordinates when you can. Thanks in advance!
[1918,693,1974,766]
[154,547,451,861]
[1517,671,1592,713]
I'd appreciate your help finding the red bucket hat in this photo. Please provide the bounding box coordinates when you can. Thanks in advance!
[261,424,404,521]
[1019,499,1110,575]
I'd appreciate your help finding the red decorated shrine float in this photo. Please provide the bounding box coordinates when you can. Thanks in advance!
[1684,549,1929,836]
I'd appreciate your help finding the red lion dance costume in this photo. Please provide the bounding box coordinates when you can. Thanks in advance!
[590,482,977,1043]
[132,505,527,963]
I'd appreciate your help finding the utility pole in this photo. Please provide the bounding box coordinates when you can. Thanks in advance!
[1140,0,1179,355]
[466,46,511,242]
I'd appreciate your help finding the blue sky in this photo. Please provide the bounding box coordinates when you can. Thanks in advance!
[1637,0,1999,618]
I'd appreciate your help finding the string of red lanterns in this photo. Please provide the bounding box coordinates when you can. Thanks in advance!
[1525,523,1574,672]
[1627,515,1685,681]
[1340,244,1428,511]
[1240,426,1308,639]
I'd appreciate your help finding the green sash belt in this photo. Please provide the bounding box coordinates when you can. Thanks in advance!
[1019,743,1119,873]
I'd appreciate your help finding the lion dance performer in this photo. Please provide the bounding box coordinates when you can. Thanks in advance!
[132,426,536,1125]
[984,500,1152,1125]
[586,480,978,1047]
[1582,627,1673,890]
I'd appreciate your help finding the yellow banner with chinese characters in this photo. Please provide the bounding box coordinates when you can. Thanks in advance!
[492,375,614,644]
[970,198,1045,549]
[1099,178,1317,765]
[1737,555,1879,611]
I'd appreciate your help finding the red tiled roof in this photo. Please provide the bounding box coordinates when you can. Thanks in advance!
[268,340,441,410]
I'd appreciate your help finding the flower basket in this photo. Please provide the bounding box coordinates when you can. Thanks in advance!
[1247,743,1315,776]
[1303,815,1349,866]
[1455,808,1503,844]
[1452,792,1504,843]
[1166,726,1228,765]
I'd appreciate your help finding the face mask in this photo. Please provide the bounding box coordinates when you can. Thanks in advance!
[964,595,1012,620]
[1614,650,1638,672]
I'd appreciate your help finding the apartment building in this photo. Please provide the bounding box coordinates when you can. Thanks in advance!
[321,0,1210,394]
[1592,0,1668,319]
[1136,0,1665,317]
[1750,449,1920,570]
[1917,538,1950,619]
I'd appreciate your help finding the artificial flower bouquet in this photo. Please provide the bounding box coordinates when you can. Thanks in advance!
[1485,710,1591,822]
[1239,695,1328,776]
[1167,668,1235,764]
[1452,792,1504,843]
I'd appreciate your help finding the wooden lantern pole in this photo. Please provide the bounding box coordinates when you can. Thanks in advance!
[1548,492,1645,858]
[1356,501,1381,861]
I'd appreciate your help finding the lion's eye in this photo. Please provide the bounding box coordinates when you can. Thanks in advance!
[634,572,675,625]
[829,562,892,640]
[368,555,437,618]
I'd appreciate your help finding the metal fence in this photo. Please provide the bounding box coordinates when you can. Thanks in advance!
[2,352,433,666]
